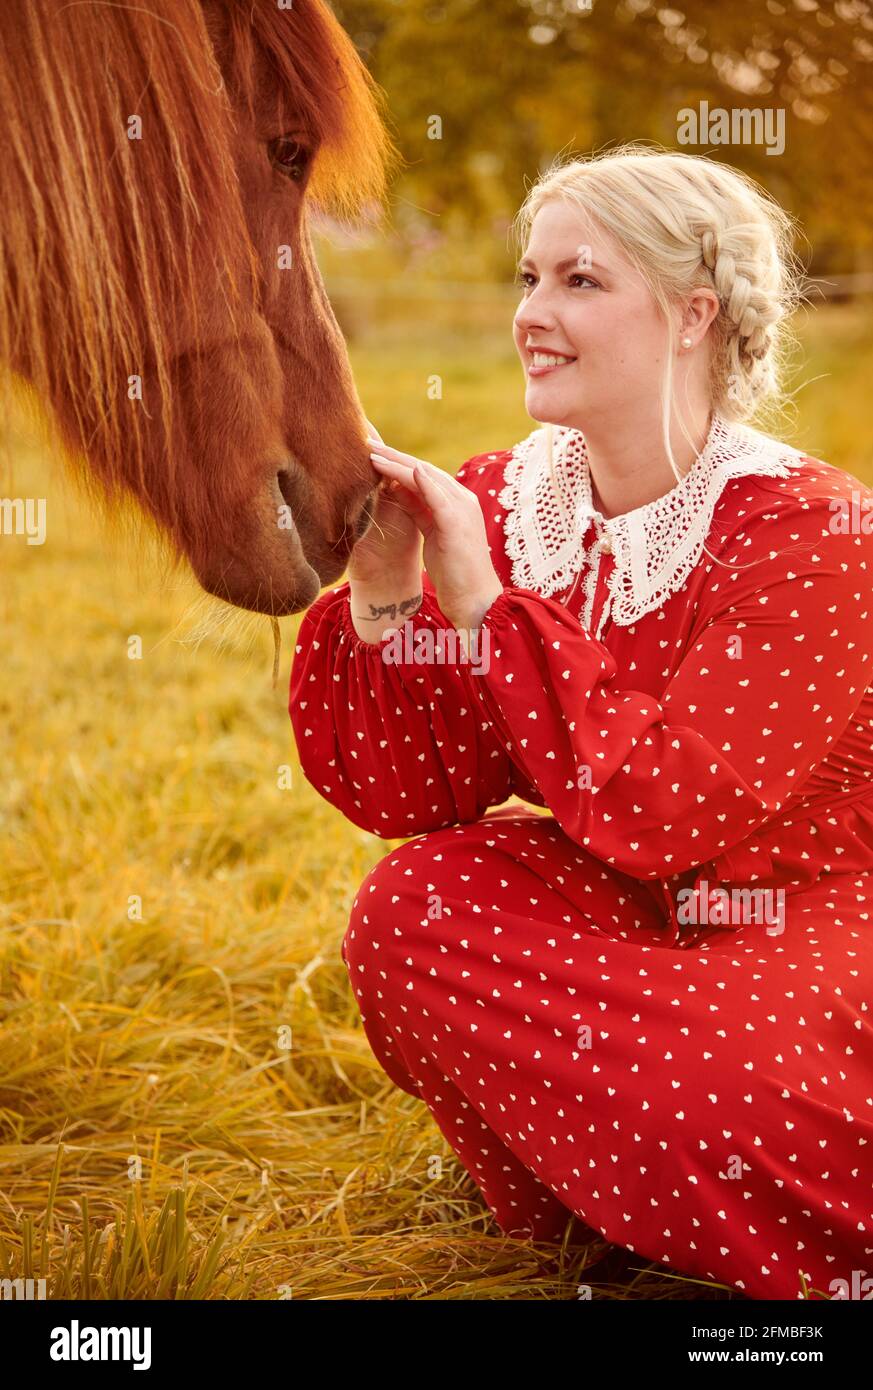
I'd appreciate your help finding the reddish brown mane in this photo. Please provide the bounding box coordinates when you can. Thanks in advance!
[0,0,391,537]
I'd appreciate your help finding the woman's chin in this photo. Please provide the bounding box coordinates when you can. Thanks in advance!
[525,385,580,426]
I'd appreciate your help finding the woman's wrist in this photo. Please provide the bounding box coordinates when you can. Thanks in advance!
[348,568,425,643]
[448,579,505,634]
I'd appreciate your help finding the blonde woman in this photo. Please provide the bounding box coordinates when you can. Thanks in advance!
[289,145,873,1300]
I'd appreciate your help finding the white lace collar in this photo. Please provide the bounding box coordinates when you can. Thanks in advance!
[498,412,806,636]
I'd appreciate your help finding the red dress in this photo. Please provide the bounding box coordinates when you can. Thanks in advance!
[289,415,873,1300]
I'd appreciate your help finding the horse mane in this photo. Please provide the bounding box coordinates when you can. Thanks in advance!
[0,0,394,532]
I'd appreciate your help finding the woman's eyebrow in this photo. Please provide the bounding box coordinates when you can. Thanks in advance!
[518,254,603,274]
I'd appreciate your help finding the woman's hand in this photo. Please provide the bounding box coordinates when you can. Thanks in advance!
[365,436,504,631]
[346,419,422,588]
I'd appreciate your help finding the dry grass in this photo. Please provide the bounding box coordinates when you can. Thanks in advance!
[1,305,870,1299]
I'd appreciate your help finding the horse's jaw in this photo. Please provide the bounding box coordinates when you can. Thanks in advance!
[187,470,376,617]
[186,474,318,616]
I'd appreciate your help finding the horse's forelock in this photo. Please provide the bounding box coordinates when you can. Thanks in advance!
[0,0,254,525]
[222,0,396,221]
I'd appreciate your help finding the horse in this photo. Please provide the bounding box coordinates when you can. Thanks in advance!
[0,0,397,613]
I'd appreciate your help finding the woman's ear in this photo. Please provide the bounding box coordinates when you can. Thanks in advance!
[679,287,720,348]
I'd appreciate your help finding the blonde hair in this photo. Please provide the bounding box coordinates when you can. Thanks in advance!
[512,142,805,495]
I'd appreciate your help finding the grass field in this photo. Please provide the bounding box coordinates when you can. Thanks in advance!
[1,301,871,1299]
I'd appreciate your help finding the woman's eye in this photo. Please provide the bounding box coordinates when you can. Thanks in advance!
[513,271,597,290]
[268,137,312,181]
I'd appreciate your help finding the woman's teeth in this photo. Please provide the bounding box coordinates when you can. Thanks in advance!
[532,352,576,367]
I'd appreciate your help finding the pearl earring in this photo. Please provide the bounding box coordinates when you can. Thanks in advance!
[681,336,693,348]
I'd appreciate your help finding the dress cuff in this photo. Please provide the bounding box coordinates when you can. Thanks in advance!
[478,586,517,631]
[337,583,449,658]
[479,584,581,638]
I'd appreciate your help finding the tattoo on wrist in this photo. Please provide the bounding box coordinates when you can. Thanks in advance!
[354,591,423,622]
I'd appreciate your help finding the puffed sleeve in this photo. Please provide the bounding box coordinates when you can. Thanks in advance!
[468,488,873,879]
[289,568,545,837]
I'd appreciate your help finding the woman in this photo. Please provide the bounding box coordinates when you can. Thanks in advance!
[289,145,873,1300]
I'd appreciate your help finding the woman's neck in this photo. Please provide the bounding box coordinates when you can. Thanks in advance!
[580,402,715,520]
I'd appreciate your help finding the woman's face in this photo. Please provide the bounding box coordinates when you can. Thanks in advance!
[513,201,671,431]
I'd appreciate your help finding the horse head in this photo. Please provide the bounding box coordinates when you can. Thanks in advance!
[0,0,397,613]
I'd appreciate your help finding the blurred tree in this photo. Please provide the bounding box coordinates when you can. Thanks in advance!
[330,0,873,274]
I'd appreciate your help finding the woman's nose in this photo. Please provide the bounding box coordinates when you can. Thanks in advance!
[514,284,557,333]
[515,299,556,334]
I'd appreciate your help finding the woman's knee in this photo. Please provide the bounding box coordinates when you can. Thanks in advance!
[342,836,432,973]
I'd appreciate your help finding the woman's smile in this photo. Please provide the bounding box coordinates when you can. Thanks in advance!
[527,348,578,377]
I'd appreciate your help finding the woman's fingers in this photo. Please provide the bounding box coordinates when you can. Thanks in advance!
[369,454,428,505]
[370,456,460,550]
[368,444,456,500]
[369,455,433,526]
[367,438,446,476]
[408,462,454,520]
[369,453,418,488]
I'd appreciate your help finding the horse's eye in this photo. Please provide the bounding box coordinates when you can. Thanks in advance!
[268,137,311,181]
